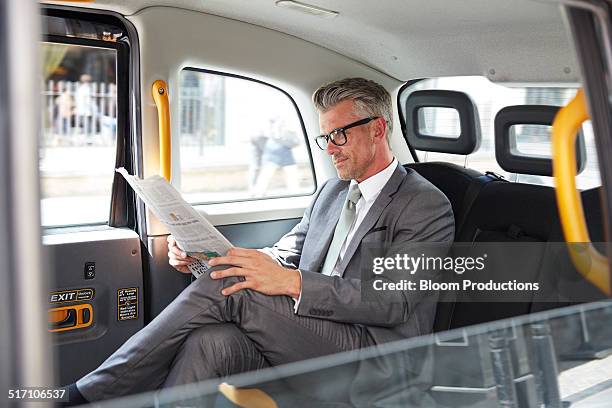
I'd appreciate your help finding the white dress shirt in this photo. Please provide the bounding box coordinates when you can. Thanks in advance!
[293,158,398,311]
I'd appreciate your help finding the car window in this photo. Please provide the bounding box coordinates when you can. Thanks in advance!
[41,42,118,227]
[177,69,315,204]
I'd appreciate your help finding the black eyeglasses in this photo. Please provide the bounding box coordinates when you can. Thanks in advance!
[315,116,379,150]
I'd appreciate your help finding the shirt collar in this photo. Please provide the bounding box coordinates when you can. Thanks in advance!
[352,158,398,202]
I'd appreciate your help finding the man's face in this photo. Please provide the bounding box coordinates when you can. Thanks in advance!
[319,100,376,181]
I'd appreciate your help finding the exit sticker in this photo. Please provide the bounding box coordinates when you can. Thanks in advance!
[49,288,95,304]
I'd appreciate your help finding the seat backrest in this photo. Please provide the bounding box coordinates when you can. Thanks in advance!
[457,182,558,243]
[440,104,604,329]
[530,186,606,313]
[403,90,487,238]
[405,101,606,331]
[406,162,503,332]
[446,181,557,329]
[405,162,491,238]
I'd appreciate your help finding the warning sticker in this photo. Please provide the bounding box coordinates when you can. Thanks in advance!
[117,287,138,321]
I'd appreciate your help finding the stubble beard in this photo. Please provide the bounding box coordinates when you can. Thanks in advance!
[337,163,364,181]
[337,171,353,181]
[335,159,356,181]
[334,142,375,181]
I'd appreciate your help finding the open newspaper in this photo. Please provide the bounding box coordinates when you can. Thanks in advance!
[116,167,232,278]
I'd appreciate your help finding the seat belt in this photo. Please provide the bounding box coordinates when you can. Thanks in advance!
[455,171,505,236]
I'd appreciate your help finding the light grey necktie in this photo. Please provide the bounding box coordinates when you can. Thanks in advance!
[321,183,362,276]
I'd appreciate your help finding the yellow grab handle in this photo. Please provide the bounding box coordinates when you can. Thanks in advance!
[152,80,171,181]
[552,89,610,295]
[218,383,278,408]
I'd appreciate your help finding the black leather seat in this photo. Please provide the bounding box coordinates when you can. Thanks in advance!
[405,162,496,239]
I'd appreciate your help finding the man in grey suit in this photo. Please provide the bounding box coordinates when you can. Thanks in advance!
[71,77,454,404]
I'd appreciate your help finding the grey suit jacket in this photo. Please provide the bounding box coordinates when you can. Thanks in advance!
[266,163,454,345]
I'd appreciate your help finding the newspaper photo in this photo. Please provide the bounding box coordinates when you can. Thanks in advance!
[116,167,232,278]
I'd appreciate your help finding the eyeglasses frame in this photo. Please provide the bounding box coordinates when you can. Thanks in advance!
[315,116,380,150]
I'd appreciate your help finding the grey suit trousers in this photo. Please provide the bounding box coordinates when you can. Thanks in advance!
[77,272,366,401]
[163,323,269,387]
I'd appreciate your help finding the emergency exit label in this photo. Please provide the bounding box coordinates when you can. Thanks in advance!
[117,288,138,321]
[49,288,95,304]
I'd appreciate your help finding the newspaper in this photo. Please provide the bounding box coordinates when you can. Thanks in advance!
[116,167,232,278]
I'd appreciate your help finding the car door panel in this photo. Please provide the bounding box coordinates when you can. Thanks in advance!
[46,230,143,384]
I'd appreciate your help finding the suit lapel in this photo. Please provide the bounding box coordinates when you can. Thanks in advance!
[311,183,349,271]
[337,164,406,276]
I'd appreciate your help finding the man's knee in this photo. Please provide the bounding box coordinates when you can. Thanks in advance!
[182,324,240,356]
[179,323,266,377]
[181,274,293,325]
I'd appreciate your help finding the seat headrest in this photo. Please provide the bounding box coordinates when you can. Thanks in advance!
[404,90,481,155]
[494,105,586,177]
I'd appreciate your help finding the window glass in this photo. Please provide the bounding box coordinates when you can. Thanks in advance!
[399,77,601,190]
[418,107,461,139]
[511,124,552,158]
[40,42,118,227]
[178,70,315,203]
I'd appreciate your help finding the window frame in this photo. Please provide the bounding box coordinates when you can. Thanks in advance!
[40,8,137,231]
[177,67,317,206]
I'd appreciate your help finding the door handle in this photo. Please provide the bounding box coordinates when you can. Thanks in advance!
[51,309,77,330]
[48,304,93,333]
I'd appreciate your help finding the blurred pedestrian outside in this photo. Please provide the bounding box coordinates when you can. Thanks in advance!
[252,116,300,197]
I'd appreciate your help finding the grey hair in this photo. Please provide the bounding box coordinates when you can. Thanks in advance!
[312,77,393,140]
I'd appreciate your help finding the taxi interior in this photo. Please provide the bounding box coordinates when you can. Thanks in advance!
[7,0,612,406]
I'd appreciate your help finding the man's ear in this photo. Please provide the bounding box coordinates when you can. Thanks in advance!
[373,117,387,142]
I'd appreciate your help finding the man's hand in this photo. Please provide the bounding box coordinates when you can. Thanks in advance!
[167,235,196,274]
[208,248,301,297]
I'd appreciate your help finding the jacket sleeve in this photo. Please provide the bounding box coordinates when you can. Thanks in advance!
[296,189,454,326]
